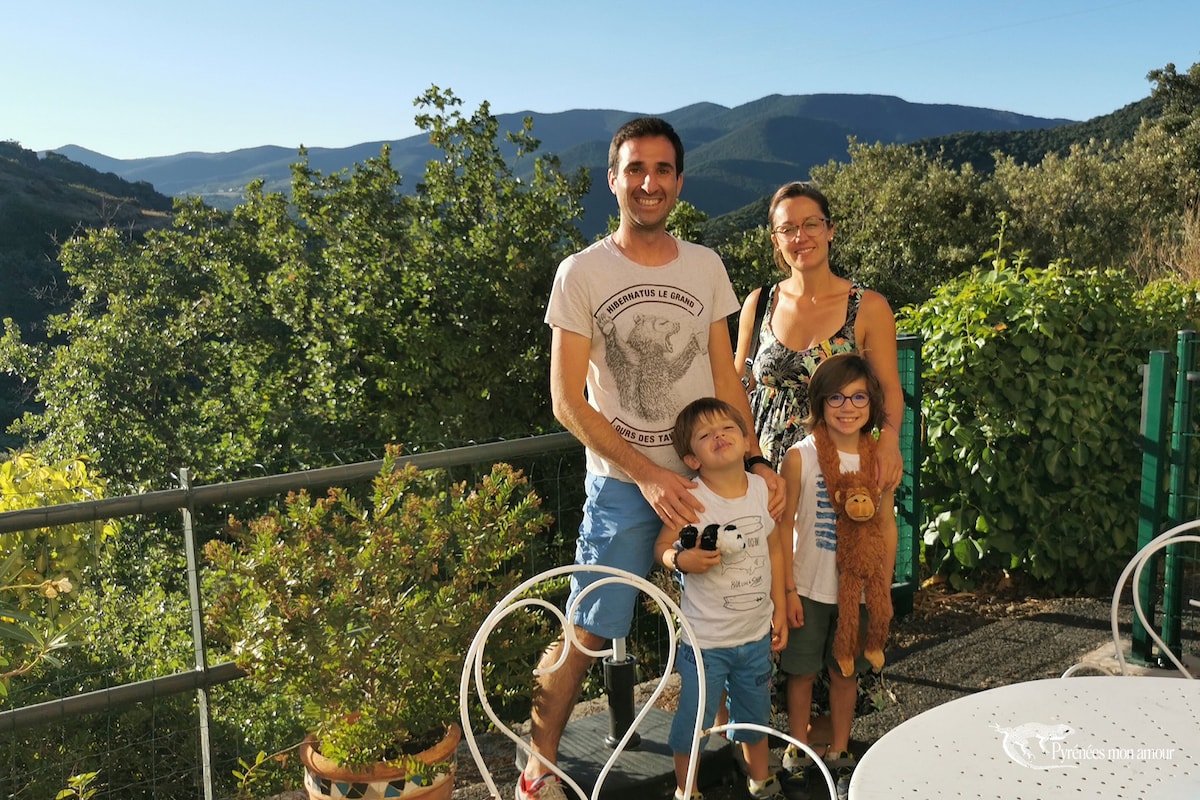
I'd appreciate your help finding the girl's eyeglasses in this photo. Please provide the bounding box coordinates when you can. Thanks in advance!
[825,392,870,408]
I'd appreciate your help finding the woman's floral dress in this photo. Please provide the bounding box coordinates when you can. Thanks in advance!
[747,282,865,466]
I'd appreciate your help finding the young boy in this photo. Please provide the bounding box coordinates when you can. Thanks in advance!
[776,353,897,800]
[654,397,788,800]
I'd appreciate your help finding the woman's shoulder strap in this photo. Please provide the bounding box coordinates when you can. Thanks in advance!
[746,283,774,366]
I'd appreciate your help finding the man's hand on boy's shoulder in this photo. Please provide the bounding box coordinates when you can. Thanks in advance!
[748,461,785,519]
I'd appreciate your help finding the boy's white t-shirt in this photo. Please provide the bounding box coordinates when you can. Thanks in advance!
[677,474,775,650]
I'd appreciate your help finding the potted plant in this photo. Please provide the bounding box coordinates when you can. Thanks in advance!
[204,446,552,799]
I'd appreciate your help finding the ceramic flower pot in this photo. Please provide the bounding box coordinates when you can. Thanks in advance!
[298,722,461,800]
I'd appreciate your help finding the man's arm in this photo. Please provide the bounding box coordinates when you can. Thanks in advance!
[707,320,784,517]
[550,325,701,524]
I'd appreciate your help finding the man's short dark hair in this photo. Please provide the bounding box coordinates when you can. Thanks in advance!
[608,116,684,176]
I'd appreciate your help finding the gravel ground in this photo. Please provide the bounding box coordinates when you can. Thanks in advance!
[449,580,1169,800]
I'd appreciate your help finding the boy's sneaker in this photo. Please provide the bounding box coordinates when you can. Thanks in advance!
[821,751,856,800]
[747,775,783,799]
[515,772,566,800]
[779,745,814,796]
[673,790,704,800]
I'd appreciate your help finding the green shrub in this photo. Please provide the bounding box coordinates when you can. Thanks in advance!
[204,449,554,771]
[899,244,1200,592]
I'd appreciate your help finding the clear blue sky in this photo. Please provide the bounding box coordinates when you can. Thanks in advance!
[5,0,1197,160]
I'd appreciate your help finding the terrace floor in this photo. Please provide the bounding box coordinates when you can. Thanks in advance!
[449,587,1196,800]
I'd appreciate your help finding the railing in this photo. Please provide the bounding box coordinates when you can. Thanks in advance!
[0,434,584,800]
[0,339,925,799]
[1135,330,1200,666]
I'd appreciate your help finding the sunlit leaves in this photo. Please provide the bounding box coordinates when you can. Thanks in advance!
[900,240,1200,591]
[0,452,112,700]
[1,87,588,487]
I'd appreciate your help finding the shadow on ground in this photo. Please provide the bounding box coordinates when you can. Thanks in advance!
[453,592,1196,800]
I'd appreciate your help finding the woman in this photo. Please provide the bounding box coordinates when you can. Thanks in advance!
[734,181,904,491]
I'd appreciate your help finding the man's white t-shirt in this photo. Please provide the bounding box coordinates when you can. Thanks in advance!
[544,235,740,480]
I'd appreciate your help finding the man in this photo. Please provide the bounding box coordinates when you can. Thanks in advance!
[518,117,781,800]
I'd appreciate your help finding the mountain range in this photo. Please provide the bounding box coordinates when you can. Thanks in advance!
[0,88,1163,448]
[52,93,1076,237]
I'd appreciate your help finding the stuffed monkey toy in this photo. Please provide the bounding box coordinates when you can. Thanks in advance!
[813,425,893,677]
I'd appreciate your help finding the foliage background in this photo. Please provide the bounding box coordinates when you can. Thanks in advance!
[1,61,1200,797]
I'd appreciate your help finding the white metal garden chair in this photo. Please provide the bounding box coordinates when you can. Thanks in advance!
[459,564,837,800]
[1108,518,1199,679]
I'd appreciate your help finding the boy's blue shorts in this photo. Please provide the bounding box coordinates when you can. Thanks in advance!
[668,632,774,753]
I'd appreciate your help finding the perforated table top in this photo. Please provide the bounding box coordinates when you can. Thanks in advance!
[850,675,1199,799]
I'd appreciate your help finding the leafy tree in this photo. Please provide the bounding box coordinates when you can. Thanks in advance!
[0,88,587,487]
[716,226,776,301]
[0,452,114,700]
[1137,61,1200,270]
[1147,61,1200,139]
[602,198,709,244]
[899,233,1200,592]
[990,62,1199,282]
[664,199,710,244]
[992,139,1137,271]
[809,140,998,310]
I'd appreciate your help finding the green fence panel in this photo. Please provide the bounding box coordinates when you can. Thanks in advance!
[893,334,923,617]
[1133,349,1171,663]
[1164,331,1199,658]
[1135,330,1200,668]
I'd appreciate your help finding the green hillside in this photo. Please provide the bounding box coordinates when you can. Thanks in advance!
[0,140,174,447]
[911,96,1163,171]
[703,95,1163,238]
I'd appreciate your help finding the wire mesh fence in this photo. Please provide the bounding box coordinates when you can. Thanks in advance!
[0,436,585,799]
[0,347,929,799]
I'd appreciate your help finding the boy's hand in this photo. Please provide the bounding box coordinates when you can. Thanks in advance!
[677,546,720,574]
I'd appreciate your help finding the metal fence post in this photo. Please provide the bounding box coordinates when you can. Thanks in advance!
[1163,330,1197,663]
[892,334,923,617]
[181,467,215,800]
[1133,350,1171,664]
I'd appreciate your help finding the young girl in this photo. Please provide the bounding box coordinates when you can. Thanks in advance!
[775,353,897,799]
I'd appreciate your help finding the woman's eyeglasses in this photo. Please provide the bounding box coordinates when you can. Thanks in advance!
[772,217,829,239]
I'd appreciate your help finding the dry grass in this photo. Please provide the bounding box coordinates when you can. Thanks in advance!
[1129,203,1200,282]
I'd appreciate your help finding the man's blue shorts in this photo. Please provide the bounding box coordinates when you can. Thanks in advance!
[567,472,660,640]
